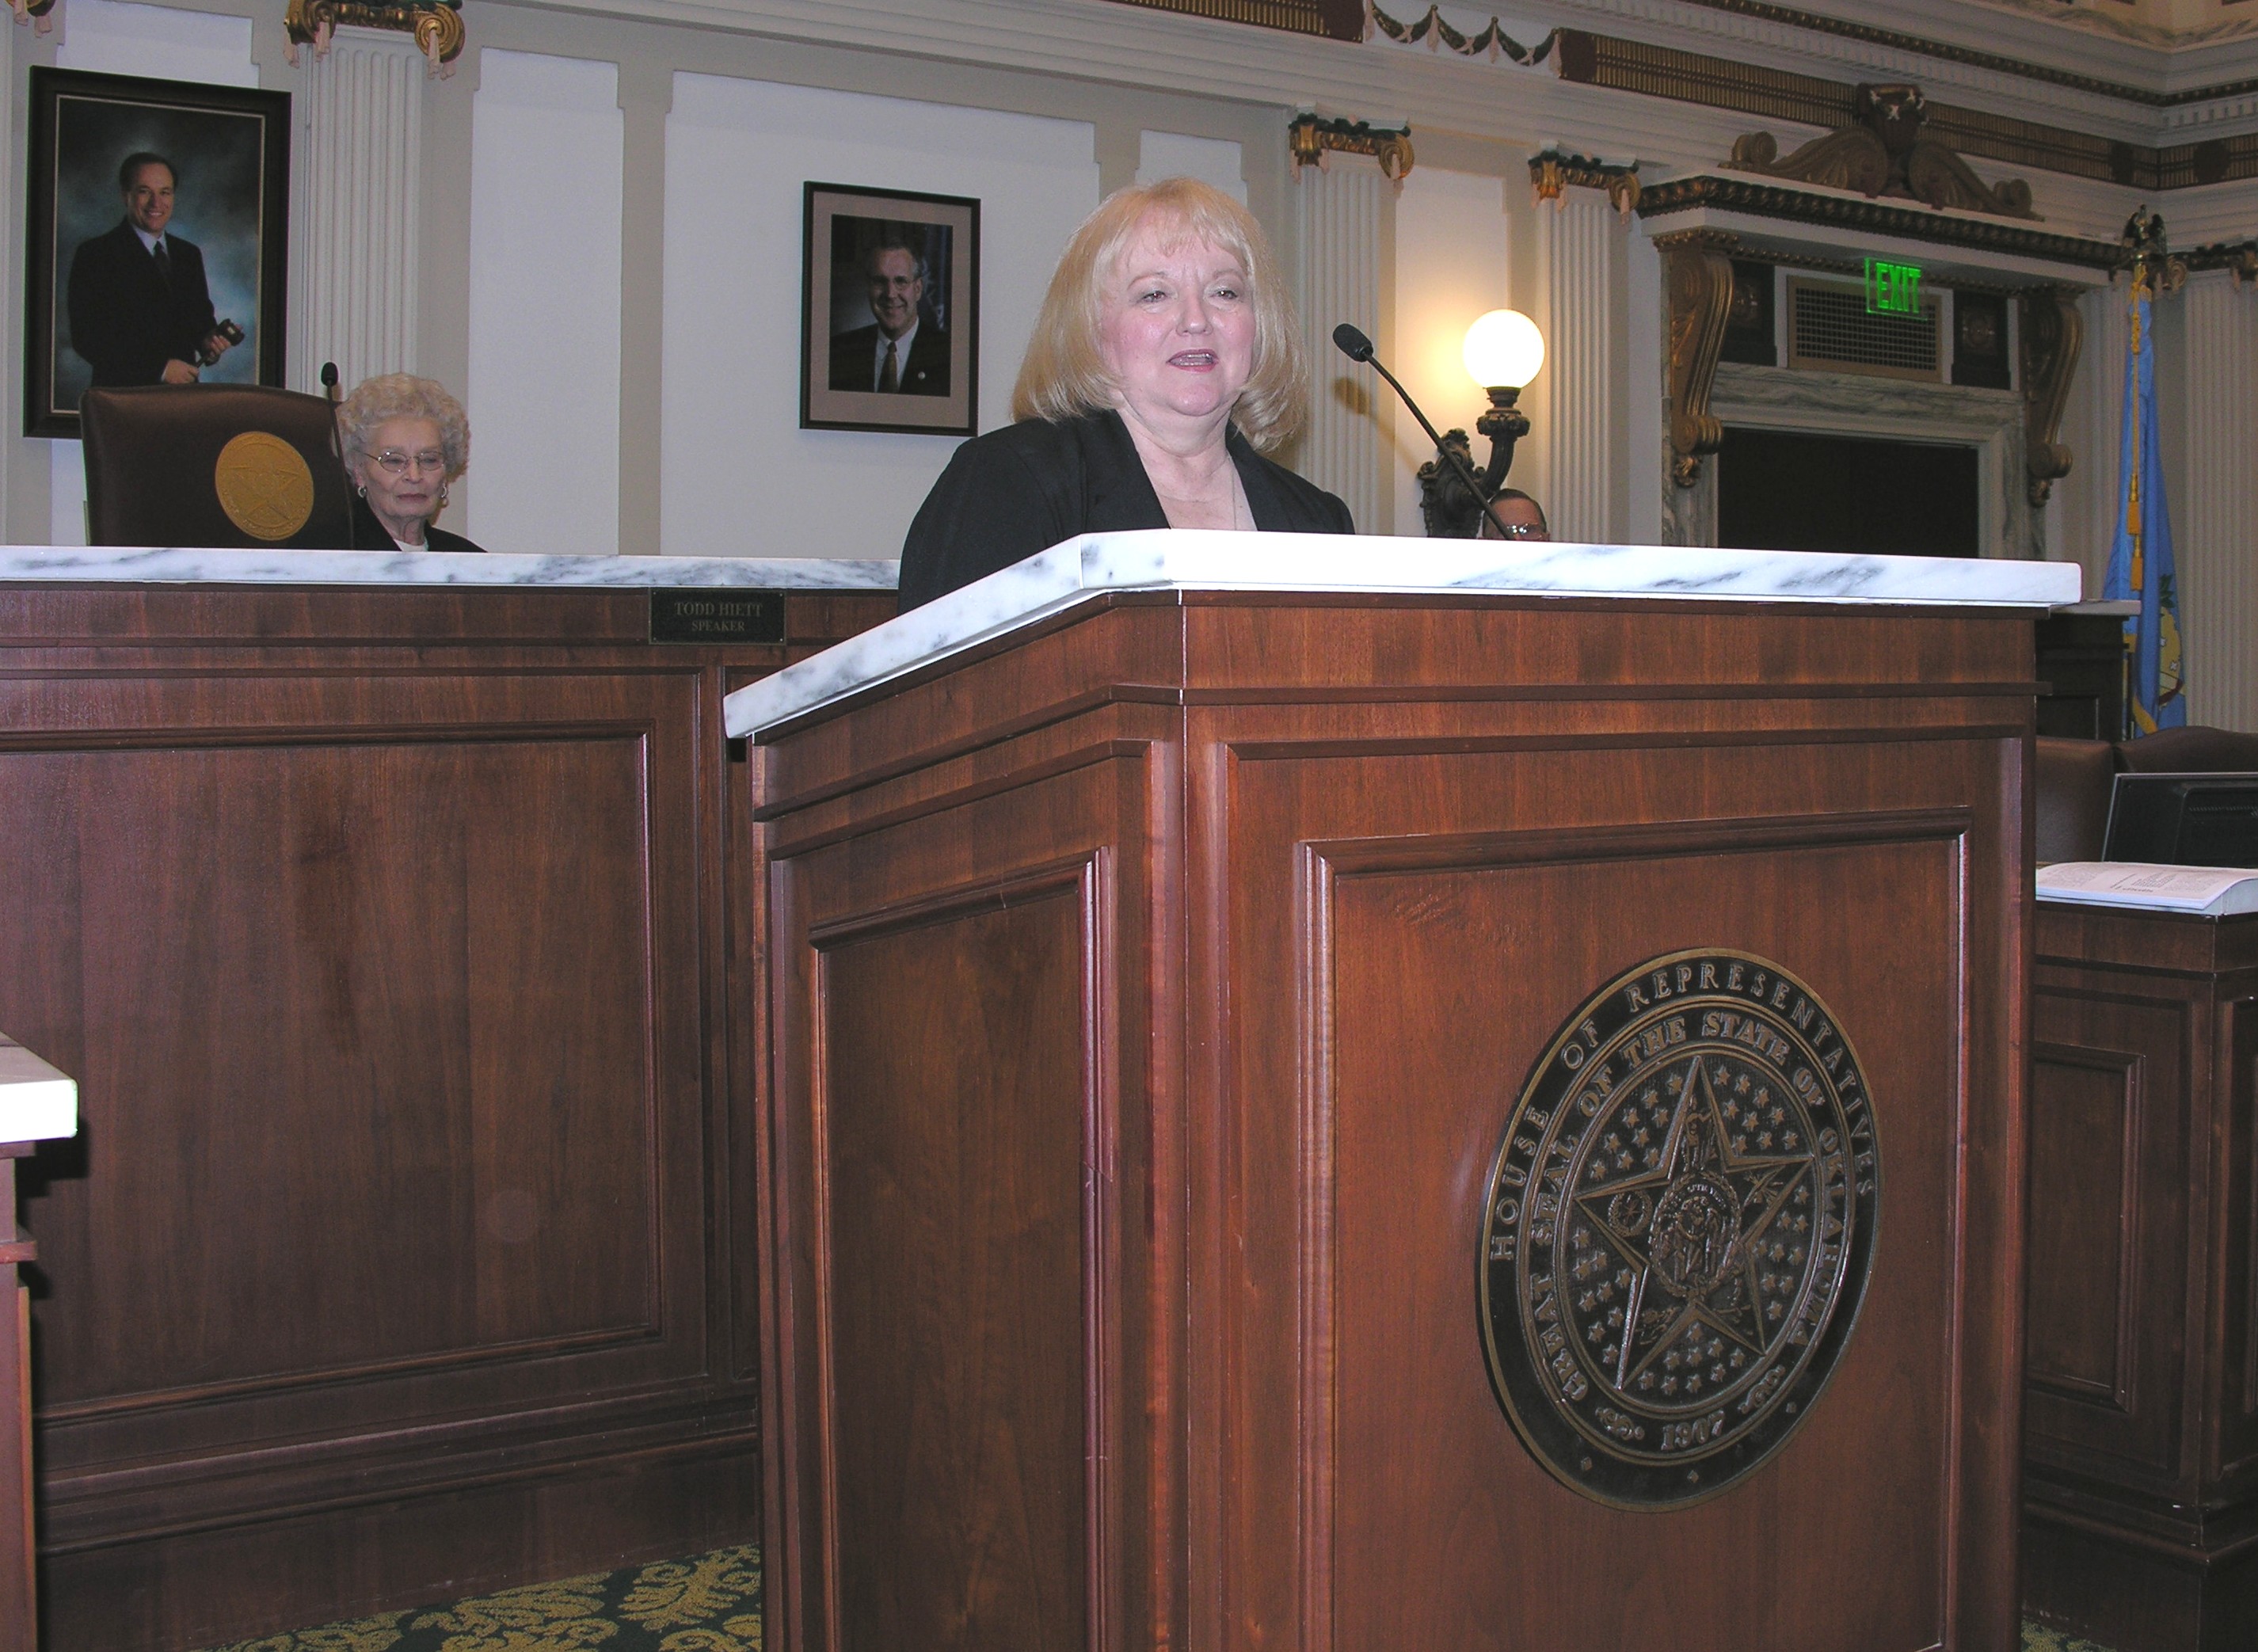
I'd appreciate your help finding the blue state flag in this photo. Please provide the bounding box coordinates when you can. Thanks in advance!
[2100,282,2186,734]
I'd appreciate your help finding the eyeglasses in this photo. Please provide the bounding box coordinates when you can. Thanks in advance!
[373,449,446,477]
[1492,521,1550,540]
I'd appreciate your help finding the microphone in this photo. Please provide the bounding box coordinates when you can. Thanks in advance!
[1331,323,1518,540]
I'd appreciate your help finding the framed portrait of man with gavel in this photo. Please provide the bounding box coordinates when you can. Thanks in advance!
[800,181,980,438]
[23,67,290,438]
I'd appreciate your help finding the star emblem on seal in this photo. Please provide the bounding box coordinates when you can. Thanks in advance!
[1576,1053,1815,1395]
[1478,950,1879,1509]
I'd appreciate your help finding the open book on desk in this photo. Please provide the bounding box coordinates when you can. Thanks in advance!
[2038,862,2258,916]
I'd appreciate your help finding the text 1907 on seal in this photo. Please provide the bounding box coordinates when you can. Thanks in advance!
[1478,950,1879,1509]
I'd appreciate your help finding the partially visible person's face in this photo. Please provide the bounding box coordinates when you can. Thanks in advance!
[354,416,449,539]
[1488,495,1550,541]
[866,249,923,340]
[1098,224,1255,435]
[124,163,175,238]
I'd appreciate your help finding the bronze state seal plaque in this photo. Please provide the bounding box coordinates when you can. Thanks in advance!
[1479,950,1879,1508]
[212,431,315,542]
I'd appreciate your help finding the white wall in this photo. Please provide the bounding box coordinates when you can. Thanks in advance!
[1137,131,1244,200]
[659,76,1099,561]
[465,50,623,556]
[45,0,261,546]
[1391,167,1510,537]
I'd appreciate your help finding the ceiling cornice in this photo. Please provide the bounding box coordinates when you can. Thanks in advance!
[1524,0,2258,130]
[1655,0,2252,104]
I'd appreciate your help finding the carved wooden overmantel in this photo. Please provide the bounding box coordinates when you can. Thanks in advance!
[2019,289,2082,508]
[1658,229,1735,487]
[1729,84,2037,220]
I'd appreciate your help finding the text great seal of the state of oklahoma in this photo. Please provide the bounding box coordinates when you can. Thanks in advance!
[1478,950,1880,1509]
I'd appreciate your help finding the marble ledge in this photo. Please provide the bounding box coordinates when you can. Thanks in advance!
[0,545,900,589]
[0,1036,76,1144]
[724,530,2086,739]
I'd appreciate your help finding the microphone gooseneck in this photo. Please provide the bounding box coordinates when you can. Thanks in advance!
[1331,323,1517,540]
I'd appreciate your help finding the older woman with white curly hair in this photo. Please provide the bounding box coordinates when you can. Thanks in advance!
[897,177,1351,609]
[337,373,485,554]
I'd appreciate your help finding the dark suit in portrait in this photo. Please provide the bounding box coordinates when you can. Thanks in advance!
[827,321,951,396]
[66,219,220,389]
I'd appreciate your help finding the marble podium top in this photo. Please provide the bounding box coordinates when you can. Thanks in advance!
[722,530,2085,738]
[0,545,900,589]
[0,1035,76,1144]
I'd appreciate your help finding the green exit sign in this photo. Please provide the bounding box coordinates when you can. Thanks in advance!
[1866,258,1923,314]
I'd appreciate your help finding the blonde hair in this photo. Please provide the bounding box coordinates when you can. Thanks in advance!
[337,374,472,481]
[1011,177,1307,451]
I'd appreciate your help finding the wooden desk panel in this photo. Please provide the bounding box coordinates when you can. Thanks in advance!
[2024,904,2258,1652]
[0,584,893,1652]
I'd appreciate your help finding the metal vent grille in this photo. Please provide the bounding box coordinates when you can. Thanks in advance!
[1787,280,1942,382]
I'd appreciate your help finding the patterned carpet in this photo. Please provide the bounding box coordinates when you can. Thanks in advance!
[196,1544,761,1652]
[2023,1631,2119,1652]
[198,1544,2112,1652]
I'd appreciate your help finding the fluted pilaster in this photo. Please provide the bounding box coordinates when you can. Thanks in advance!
[1538,194,1617,543]
[289,29,424,394]
[1296,157,1392,535]
[2179,273,2258,732]
[2062,284,2130,596]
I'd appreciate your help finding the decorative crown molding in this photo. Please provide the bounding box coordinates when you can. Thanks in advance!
[1365,1,1559,64]
[1289,113,1415,179]
[1727,84,2038,219]
[1559,0,2258,109]
[1635,174,2128,267]
[286,0,466,72]
[1529,148,1643,217]
[1555,30,2258,192]
[1102,0,1359,39]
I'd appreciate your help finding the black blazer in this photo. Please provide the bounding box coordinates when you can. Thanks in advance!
[897,409,1354,610]
[65,221,219,388]
[828,322,950,396]
[349,492,487,554]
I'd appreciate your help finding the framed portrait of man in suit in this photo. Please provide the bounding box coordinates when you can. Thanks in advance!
[23,67,290,438]
[801,183,979,437]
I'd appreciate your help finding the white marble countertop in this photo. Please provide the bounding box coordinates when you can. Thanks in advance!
[0,546,899,589]
[0,1035,76,1143]
[722,530,2085,738]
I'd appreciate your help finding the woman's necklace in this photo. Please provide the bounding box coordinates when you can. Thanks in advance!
[1152,462,1251,531]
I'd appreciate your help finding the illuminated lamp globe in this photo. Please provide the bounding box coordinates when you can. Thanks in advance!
[1461,308,1545,391]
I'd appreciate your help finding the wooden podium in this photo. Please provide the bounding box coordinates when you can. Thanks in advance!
[731,535,2077,1652]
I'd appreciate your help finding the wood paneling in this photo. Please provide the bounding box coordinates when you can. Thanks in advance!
[2024,908,2258,1652]
[2027,1043,2142,1405]
[756,593,2034,1652]
[0,581,893,1652]
[1312,824,1959,1650]
[819,885,1090,1652]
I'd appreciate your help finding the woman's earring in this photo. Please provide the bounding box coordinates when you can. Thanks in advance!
[356,483,367,499]
[438,483,449,508]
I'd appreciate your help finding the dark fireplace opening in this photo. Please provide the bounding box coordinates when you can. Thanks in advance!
[1717,426,1981,558]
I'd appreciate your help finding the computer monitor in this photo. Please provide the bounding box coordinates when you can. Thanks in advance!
[2102,771,2258,868]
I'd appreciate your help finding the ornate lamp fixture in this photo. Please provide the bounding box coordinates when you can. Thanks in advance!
[1418,309,1544,538]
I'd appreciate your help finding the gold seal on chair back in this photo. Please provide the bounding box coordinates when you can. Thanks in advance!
[213,431,316,541]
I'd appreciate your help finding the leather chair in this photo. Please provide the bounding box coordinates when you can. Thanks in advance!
[2035,737,2116,864]
[2111,723,2258,774]
[2035,725,2258,862]
[80,383,355,549]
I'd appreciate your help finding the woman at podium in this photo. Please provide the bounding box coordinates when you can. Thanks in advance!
[897,177,1351,609]
[339,373,488,554]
